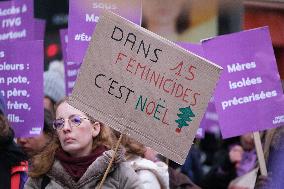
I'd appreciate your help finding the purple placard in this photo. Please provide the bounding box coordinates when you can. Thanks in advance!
[200,97,219,134]
[60,29,69,95]
[60,29,68,62]
[60,29,80,95]
[0,0,34,41]
[64,61,80,96]
[33,19,45,40]
[202,27,284,138]
[177,42,204,56]
[0,40,44,137]
[67,0,142,63]
[177,42,220,138]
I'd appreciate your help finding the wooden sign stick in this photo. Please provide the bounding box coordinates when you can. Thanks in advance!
[98,131,124,189]
[253,131,267,176]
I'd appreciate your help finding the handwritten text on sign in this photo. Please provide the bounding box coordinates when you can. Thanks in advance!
[69,11,222,164]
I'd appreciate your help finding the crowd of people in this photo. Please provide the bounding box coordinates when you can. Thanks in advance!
[0,60,283,189]
[0,0,282,188]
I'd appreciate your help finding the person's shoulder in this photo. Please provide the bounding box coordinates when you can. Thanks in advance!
[112,162,143,189]
[115,161,136,175]
[24,177,42,189]
[127,157,170,189]
[129,156,168,172]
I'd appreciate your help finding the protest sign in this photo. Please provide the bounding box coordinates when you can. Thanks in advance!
[202,27,284,138]
[0,0,35,41]
[0,40,44,137]
[60,28,80,95]
[177,42,220,138]
[199,97,219,134]
[64,61,80,96]
[68,11,222,164]
[177,42,204,56]
[67,0,142,63]
[60,29,68,63]
[34,19,45,40]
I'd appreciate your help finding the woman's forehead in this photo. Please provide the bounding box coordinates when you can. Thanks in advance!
[56,102,85,117]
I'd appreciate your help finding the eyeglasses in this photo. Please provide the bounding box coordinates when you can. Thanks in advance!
[53,115,91,130]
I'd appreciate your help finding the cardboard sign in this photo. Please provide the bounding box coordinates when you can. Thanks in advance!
[0,40,44,137]
[34,19,45,40]
[67,0,142,63]
[68,11,222,164]
[177,42,220,138]
[202,27,284,138]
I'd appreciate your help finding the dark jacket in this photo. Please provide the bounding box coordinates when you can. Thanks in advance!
[0,127,28,189]
[201,150,237,189]
[181,145,203,185]
[169,167,201,189]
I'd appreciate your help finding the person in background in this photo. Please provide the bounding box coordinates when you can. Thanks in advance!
[18,60,65,159]
[202,133,257,189]
[236,133,256,177]
[168,160,201,189]
[143,145,201,189]
[255,125,284,189]
[199,130,222,173]
[117,133,170,189]
[24,99,142,188]
[43,60,65,115]
[255,80,284,189]
[17,109,55,159]
[201,137,242,189]
[180,144,203,186]
[0,91,28,189]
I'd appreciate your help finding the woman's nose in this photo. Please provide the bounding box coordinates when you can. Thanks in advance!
[61,119,72,133]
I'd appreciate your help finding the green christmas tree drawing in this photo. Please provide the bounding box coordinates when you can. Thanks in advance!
[175,106,195,133]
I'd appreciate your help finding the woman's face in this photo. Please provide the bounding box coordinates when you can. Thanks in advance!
[55,102,100,157]
[18,134,50,158]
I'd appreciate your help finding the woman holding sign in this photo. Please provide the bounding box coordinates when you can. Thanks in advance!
[24,99,142,189]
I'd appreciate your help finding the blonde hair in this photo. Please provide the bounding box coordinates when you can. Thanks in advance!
[29,99,114,178]
[123,136,146,160]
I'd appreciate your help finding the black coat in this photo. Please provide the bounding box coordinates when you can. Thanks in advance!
[0,128,27,189]
[201,150,237,189]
